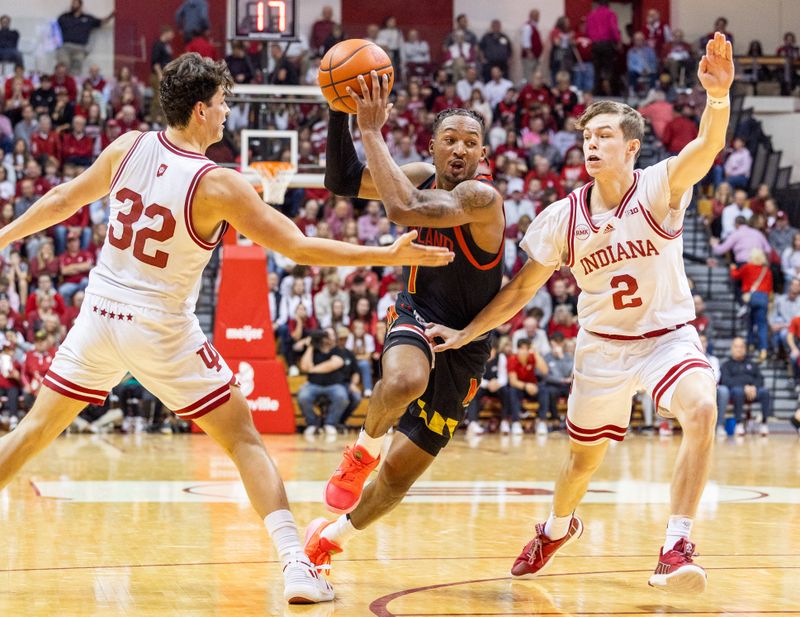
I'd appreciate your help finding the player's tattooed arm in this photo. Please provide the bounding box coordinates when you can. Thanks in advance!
[386,179,501,228]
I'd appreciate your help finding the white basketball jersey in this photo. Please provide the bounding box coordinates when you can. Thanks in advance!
[521,158,694,336]
[87,131,227,313]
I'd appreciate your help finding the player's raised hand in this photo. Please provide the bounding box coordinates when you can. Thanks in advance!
[387,230,454,267]
[347,71,393,134]
[698,31,734,98]
[424,322,471,352]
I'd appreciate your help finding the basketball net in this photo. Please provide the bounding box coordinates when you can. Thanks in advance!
[250,161,295,205]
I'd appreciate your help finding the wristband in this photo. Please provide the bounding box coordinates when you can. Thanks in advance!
[706,93,730,109]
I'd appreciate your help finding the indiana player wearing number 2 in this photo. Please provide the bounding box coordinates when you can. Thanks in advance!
[427,33,735,594]
[0,53,453,605]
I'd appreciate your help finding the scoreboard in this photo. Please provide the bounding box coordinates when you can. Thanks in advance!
[228,0,298,41]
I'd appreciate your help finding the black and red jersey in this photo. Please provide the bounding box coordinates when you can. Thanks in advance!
[401,173,504,329]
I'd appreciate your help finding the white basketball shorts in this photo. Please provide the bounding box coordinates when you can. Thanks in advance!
[45,293,235,420]
[566,325,714,445]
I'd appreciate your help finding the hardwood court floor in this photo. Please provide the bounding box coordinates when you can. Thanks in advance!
[0,429,799,616]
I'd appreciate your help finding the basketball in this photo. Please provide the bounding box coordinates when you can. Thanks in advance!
[318,39,395,114]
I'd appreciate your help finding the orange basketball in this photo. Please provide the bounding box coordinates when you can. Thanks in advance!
[318,39,395,114]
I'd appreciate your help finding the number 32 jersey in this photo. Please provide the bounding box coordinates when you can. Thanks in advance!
[88,131,227,313]
[520,158,694,337]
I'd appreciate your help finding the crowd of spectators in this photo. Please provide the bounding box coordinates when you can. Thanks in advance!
[1,4,800,435]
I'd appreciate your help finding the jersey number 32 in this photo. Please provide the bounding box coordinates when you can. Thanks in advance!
[109,188,176,269]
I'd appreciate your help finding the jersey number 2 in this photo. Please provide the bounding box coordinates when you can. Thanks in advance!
[611,274,643,310]
[109,188,176,268]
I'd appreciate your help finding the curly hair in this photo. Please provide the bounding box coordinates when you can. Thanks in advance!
[159,53,233,129]
[432,108,486,137]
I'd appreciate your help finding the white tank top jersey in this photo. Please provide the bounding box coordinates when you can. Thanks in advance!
[520,158,694,336]
[87,131,227,313]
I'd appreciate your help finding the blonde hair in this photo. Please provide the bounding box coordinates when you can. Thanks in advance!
[577,100,645,143]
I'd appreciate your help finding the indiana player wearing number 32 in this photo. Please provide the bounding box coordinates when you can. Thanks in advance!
[427,33,735,594]
[0,53,453,605]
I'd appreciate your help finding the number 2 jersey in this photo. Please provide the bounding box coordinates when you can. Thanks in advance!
[402,173,504,329]
[88,131,228,313]
[520,158,694,336]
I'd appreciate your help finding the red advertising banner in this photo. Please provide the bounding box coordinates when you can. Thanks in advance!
[194,244,295,433]
[213,244,276,359]
[228,358,296,434]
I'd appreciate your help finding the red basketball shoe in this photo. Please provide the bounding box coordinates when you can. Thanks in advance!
[304,518,343,569]
[648,538,707,593]
[511,516,583,578]
[324,445,379,514]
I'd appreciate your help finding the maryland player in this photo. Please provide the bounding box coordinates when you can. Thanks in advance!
[0,54,453,605]
[305,75,505,566]
[427,34,735,593]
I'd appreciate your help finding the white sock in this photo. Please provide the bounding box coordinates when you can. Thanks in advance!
[664,515,693,550]
[543,511,572,540]
[321,514,359,547]
[356,427,385,459]
[264,509,305,566]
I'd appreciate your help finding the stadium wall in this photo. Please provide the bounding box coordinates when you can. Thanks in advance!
[9,0,115,77]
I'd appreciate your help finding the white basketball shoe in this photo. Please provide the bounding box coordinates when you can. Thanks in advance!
[283,558,334,604]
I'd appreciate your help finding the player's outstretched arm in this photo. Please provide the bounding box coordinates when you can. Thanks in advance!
[425,259,555,351]
[199,168,454,267]
[666,32,733,206]
[324,108,433,200]
[0,131,140,251]
[348,71,502,228]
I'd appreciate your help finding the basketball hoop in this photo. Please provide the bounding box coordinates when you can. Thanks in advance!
[250,161,296,204]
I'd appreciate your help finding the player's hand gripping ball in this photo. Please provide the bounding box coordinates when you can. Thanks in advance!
[319,39,395,113]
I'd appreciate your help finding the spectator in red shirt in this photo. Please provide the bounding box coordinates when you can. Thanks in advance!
[639,90,674,140]
[17,159,51,199]
[21,330,54,409]
[560,149,591,192]
[507,338,550,435]
[0,294,23,334]
[62,289,84,330]
[518,70,553,111]
[661,104,698,155]
[730,248,773,362]
[310,6,336,57]
[61,115,94,167]
[115,105,139,133]
[185,29,217,60]
[25,274,67,318]
[28,241,60,286]
[548,304,579,340]
[431,84,464,114]
[85,64,107,93]
[524,156,563,198]
[52,63,78,101]
[53,202,90,254]
[688,294,715,342]
[495,132,527,163]
[58,232,94,304]
[25,294,61,342]
[100,118,122,150]
[30,114,62,165]
[3,65,33,101]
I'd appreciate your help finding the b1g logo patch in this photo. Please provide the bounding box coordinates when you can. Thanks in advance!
[575,224,590,240]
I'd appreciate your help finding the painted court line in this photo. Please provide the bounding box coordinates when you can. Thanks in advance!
[26,479,800,504]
